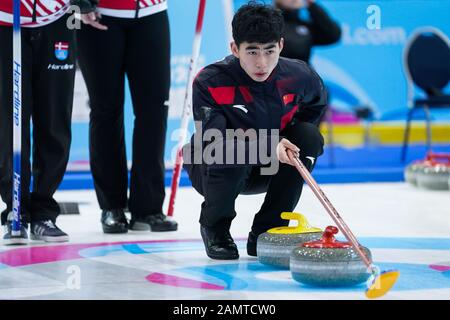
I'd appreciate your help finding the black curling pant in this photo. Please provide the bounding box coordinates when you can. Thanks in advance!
[76,12,170,217]
[0,15,76,225]
[184,121,324,235]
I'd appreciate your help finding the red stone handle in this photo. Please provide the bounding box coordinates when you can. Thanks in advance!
[303,226,352,249]
[426,152,450,165]
[323,226,339,241]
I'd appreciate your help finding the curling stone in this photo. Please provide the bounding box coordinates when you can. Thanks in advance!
[257,212,322,269]
[407,153,450,190]
[416,163,450,190]
[290,226,372,287]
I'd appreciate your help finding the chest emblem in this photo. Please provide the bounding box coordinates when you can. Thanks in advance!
[232,105,248,113]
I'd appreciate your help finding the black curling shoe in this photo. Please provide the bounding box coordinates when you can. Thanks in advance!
[247,231,258,257]
[129,213,178,232]
[200,225,239,260]
[101,209,128,234]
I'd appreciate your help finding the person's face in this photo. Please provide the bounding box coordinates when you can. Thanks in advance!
[274,0,307,10]
[230,39,284,82]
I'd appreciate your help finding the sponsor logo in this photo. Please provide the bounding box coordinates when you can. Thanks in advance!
[12,172,21,223]
[47,64,75,70]
[306,156,315,165]
[13,61,21,126]
[233,105,248,113]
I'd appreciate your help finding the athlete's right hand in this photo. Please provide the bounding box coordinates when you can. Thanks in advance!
[81,12,108,31]
[276,138,300,166]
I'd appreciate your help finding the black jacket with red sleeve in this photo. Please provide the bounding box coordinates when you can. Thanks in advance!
[184,55,327,167]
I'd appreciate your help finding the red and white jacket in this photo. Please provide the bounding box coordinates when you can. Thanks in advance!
[97,0,167,19]
[0,0,71,27]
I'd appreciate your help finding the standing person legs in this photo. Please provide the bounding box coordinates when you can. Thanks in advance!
[76,16,130,233]
[26,16,76,242]
[1,15,76,243]
[125,12,177,231]
[30,15,76,224]
[77,17,127,210]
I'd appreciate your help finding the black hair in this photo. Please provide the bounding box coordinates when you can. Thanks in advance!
[232,1,284,46]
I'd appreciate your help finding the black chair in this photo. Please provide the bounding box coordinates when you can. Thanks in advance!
[401,27,450,162]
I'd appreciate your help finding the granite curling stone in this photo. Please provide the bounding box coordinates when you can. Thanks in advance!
[416,163,450,190]
[290,226,372,287]
[257,212,322,269]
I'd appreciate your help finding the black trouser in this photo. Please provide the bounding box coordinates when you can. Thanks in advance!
[76,12,170,217]
[184,121,324,236]
[0,15,75,225]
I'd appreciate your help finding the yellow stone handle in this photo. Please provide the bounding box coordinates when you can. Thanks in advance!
[267,212,321,234]
[280,212,321,233]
